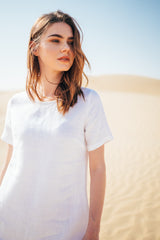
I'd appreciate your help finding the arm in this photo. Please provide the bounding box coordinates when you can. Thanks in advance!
[0,144,13,186]
[83,144,106,240]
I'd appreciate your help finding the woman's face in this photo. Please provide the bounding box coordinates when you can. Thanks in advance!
[35,22,75,73]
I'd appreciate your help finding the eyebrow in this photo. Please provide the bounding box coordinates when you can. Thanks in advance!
[47,34,74,39]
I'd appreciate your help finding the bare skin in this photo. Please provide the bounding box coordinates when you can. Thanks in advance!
[82,144,106,240]
[33,22,75,100]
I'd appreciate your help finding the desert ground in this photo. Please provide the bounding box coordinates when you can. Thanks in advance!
[0,75,160,240]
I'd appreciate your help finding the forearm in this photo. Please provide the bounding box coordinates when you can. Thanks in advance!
[0,162,9,186]
[88,166,106,234]
[0,166,7,186]
[0,144,13,186]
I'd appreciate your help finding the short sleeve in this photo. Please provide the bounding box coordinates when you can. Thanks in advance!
[1,98,13,145]
[84,90,113,151]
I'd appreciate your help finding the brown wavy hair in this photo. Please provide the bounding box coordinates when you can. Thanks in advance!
[26,10,90,115]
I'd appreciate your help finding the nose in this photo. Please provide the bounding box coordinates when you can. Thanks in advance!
[61,42,70,52]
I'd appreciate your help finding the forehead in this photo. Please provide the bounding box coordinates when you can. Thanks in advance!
[43,22,73,38]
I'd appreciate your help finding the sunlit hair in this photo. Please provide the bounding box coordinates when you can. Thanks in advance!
[26,10,90,115]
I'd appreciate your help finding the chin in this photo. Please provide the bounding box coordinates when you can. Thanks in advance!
[61,66,72,72]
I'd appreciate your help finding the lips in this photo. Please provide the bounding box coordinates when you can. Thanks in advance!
[58,56,70,61]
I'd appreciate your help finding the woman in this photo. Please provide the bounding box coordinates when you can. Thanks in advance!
[0,10,113,240]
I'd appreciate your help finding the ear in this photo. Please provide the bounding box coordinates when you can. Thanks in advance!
[30,41,39,56]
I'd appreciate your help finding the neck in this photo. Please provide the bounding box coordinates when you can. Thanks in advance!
[37,71,63,99]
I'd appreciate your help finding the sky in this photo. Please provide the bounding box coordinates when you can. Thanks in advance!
[0,0,160,90]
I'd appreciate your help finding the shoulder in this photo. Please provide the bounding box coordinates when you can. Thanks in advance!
[81,87,100,102]
[8,91,29,106]
[80,87,104,112]
[78,87,103,116]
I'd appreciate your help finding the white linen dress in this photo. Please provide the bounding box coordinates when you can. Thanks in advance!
[0,87,113,240]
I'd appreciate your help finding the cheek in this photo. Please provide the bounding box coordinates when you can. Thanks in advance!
[46,45,59,53]
[40,43,58,54]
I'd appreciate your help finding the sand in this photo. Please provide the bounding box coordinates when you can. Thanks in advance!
[0,75,160,240]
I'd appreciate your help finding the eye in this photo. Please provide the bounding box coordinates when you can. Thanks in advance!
[68,41,74,46]
[51,39,59,43]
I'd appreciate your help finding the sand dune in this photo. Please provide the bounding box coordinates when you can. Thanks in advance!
[0,75,160,240]
[86,74,160,95]
[96,91,160,240]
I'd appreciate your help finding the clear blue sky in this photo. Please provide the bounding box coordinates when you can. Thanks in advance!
[0,0,160,90]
